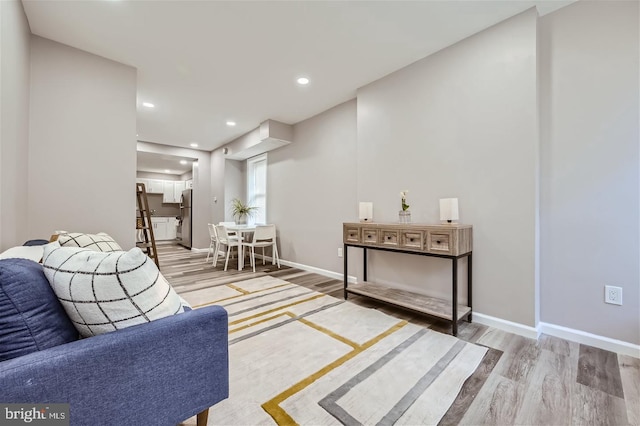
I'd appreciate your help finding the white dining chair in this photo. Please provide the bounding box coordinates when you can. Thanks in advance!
[218,221,239,240]
[216,225,242,271]
[206,223,220,266]
[242,224,280,272]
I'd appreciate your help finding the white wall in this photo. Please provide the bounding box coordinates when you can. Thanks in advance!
[0,0,31,250]
[210,148,226,224]
[137,141,212,249]
[356,9,539,327]
[268,100,358,273]
[28,37,137,248]
[224,159,244,222]
[539,1,639,344]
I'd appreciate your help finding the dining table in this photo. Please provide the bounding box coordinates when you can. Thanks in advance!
[225,224,257,271]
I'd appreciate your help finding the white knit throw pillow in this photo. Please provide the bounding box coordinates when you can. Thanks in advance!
[42,242,187,337]
[57,232,122,252]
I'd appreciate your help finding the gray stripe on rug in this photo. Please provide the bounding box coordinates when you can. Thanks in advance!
[318,328,429,426]
[229,300,345,345]
[377,339,467,425]
[226,288,317,317]
[221,284,295,306]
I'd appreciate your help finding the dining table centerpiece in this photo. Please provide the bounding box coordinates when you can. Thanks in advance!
[231,198,258,225]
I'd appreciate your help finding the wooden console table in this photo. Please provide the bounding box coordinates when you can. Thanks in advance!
[343,222,473,336]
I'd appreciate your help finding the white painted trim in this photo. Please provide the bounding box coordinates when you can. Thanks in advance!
[190,247,209,253]
[539,322,640,358]
[472,312,540,340]
[257,254,357,284]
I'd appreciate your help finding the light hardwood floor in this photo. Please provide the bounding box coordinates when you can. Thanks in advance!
[158,242,639,426]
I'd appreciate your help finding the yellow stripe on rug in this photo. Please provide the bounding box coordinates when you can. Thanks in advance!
[262,320,408,425]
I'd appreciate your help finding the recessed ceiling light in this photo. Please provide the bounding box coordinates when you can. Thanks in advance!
[190,142,198,148]
[226,121,236,126]
[296,77,310,85]
[180,160,187,165]
[142,102,155,108]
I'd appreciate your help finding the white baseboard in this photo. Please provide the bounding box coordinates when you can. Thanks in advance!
[257,254,357,284]
[190,247,209,253]
[539,322,640,358]
[472,312,540,340]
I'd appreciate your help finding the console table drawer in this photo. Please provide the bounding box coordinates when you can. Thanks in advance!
[381,230,399,247]
[428,231,452,254]
[362,228,379,244]
[342,223,471,256]
[344,227,360,243]
[401,231,423,250]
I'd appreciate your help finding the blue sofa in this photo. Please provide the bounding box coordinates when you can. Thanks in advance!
[0,257,229,426]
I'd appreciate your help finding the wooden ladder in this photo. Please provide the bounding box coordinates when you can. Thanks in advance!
[136,182,160,268]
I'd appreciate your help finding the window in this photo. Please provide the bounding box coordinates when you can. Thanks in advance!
[246,154,267,225]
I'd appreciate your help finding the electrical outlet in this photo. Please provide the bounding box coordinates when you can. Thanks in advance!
[605,285,623,305]
[337,247,343,258]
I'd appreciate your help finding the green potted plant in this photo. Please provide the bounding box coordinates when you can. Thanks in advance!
[231,198,258,225]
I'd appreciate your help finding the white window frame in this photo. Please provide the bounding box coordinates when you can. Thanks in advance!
[246,153,267,225]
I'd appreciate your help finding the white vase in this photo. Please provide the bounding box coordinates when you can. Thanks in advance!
[399,210,411,223]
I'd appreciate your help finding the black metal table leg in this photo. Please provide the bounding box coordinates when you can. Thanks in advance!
[452,257,458,336]
[363,247,368,282]
[467,253,472,322]
[343,244,348,300]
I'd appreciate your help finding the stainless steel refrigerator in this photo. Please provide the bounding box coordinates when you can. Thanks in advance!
[178,189,192,249]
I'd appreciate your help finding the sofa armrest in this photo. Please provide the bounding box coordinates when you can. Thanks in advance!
[0,305,229,426]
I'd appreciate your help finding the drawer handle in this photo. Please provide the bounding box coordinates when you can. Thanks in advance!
[409,238,414,242]
[387,236,391,240]
[436,240,441,244]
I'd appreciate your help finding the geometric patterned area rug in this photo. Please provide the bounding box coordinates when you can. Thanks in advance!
[179,276,488,425]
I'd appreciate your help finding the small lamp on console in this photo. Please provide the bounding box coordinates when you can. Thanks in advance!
[359,202,373,223]
[439,198,459,224]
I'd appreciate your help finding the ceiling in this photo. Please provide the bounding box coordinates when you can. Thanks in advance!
[22,0,573,153]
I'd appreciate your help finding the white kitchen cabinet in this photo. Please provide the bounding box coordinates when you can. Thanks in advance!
[137,178,162,194]
[146,179,164,194]
[175,181,186,199]
[185,179,193,189]
[163,181,175,203]
[162,181,187,203]
[151,217,171,240]
[166,218,177,240]
[136,178,188,201]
